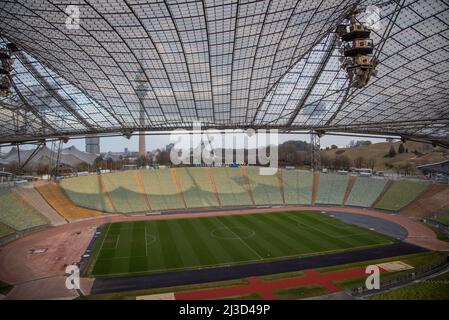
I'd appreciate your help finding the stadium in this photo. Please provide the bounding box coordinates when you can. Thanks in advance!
[0,0,449,302]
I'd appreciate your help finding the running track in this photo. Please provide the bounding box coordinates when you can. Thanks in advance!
[1,205,448,299]
[175,268,373,300]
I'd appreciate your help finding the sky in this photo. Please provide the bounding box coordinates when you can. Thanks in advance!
[59,132,389,153]
[0,131,392,154]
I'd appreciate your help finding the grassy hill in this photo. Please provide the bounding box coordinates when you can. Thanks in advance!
[321,141,447,172]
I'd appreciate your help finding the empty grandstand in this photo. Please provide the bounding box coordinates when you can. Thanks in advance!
[54,168,447,216]
[210,167,253,207]
[0,223,15,239]
[100,172,149,213]
[139,169,185,211]
[0,190,48,231]
[176,167,219,208]
[60,175,112,212]
[35,182,102,221]
[315,173,349,205]
[346,177,388,207]
[246,167,283,205]
[13,184,67,226]
[374,180,431,211]
[283,170,313,205]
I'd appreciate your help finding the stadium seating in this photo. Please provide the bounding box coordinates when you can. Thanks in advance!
[176,167,219,208]
[315,173,349,205]
[211,167,253,206]
[0,222,15,238]
[13,184,67,226]
[346,177,388,207]
[100,171,149,213]
[36,182,102,221]
[51,168,441,216]
[374,180,430,211]
[139,169,185,211]
[0,190,48,231]
[246,167,283,205]
[60,175,111,212]
[282,169,313,205]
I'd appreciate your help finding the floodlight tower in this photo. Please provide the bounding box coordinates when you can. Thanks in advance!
[310,130,323,171]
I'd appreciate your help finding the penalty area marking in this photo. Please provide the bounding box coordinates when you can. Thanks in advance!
[144,224,157,256]
[97,223,111,254]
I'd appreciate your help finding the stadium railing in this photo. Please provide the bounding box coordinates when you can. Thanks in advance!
[347,255,449,298]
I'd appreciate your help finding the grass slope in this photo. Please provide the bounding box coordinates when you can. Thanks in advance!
[433,211,449,226]
[370,270,449,300]
[321,141,446,172]
[89,211,394,277]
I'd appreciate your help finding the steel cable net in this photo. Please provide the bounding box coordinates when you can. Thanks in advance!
[0,0,448,145]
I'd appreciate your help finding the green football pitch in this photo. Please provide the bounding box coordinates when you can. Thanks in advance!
[87,211,395,277]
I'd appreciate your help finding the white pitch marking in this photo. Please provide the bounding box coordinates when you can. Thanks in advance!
[115,235,120,249]
[144,224,149,257]
[214,217,263,260]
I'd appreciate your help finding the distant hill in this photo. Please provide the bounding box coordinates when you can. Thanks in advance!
[321,141,448,172]
[279,140,310,151]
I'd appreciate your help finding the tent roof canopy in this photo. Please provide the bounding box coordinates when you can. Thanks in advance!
[0,0,448,146]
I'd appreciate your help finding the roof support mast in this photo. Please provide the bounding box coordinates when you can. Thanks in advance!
[13,50,96,131]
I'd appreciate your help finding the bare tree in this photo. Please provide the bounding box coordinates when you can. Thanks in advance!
[354,156,365,168]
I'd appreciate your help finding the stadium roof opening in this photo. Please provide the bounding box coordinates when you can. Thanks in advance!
[0,0,448,145]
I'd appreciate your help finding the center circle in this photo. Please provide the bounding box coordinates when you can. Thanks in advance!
[210,227,255,240]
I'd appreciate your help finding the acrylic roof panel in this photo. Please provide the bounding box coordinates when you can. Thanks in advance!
[0,0,448,145]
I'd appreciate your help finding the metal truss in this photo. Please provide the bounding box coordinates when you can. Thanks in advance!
[0,0,447,146]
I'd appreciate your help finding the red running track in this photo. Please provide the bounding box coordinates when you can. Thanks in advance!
[175,267,372,300]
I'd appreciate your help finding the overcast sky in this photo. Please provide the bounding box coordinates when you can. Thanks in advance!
[62,132,389,153]
[0,132,392,154]
[1,133,392,153]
